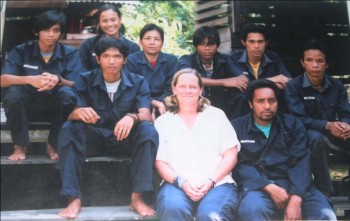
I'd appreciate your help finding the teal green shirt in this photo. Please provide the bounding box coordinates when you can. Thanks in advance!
[255,123,271,138]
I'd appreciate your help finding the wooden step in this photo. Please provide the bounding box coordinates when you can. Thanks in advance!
[0,206,159,221]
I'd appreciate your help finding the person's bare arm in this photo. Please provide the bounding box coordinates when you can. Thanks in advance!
[68,107,100,123]
[284,195,302,221]
[262,184,290,210]
[114,107,152,141]
[266,74,291,89]
[201,75,248,91]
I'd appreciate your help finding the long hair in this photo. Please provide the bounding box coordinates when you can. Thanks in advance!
[164,68,211,114]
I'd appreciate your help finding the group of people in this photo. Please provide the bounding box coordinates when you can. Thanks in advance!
[1,3,349,221]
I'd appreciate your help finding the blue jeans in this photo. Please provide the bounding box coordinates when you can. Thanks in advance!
[156,182,238,221]
[238,185,336,221]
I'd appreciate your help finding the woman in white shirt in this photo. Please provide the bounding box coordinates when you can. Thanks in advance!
[154,68,241,221]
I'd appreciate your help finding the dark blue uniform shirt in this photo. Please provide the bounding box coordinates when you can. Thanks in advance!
[230,49,291,80]
[285,73,350,131]
[179,52,243,116]
[73,69,152,129]
[1,40,84,81]
[231,113,311,197]
[79,34,140,70]
[124,51,179,101]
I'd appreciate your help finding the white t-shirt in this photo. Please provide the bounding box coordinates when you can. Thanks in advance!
[155,106,240,186]
[105,80,121,101]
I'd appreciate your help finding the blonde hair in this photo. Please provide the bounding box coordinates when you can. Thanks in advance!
[164,68,211,113]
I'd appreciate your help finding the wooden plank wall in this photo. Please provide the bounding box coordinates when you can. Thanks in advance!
[194,0,232,53]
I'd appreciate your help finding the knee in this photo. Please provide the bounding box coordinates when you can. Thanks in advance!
[134,121,159,143]
[238,195,270,220]
[156,194,192,220]
[57,86,76,106]
[307,130,327,150]
[3,86,26,107]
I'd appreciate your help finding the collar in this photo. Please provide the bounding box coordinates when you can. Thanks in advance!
[195,52,225,68]
[238,49,273,67]
[246,112,278,134]
[91,69,133,91]
[139,51,166,65]
[31,40,64,60]
[302,72,331,91]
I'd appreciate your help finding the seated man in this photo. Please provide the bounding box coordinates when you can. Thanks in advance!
[231,23,291,112]
[231,79,336,221]
[179,26,249,120]
[124,23,179,121]
[285,39,350,195]
[57,37,158,219]
[1,10,84,160]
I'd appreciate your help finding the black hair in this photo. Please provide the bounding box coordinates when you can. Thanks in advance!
[246,79,279,103]
[95,37,129,58]
[241,23,269,42]
[96,4,123,34]
[300,39,330,63]
[140,23,164,42]
[193,26,220,47]
[33,10,67,35]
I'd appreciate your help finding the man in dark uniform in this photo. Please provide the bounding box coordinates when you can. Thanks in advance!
[231,79,336,221]
[231,23,291,112]
[179,26,249,120]
[1,10,84,160]
[285,39,350,195]
[57,37,158,219]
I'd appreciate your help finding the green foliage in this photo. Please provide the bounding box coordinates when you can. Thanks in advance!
[121,1,195,56]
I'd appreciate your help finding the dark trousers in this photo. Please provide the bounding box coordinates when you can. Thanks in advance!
[57,120,158,198]
[307,129,350,193]
[3,85,75,148]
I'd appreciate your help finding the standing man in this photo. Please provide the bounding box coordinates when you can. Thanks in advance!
[1,10,84,160]
[57,37,158,219]
[285,39,350,195]
[179,26,249,120]
[231,23,291,112]
[231,79,336,221]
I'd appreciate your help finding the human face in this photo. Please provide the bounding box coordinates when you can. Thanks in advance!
[38,24,61,49]
[301,49,328,81]
[196,38,218,62]
[242,33,268,59]
[96,48,126,79]
[99,9,122,37]
[140,30,163,56]
[249,87,278,126]
[173,73,203,107]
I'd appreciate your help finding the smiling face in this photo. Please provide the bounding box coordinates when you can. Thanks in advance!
[249,87,278,126]
[301,49,328,82]
[96,47,126,81]
[38,24,61,49]
[242,32,268,60]
[99,9,122,37]
[173,73,203,107]
[140,29,163,56]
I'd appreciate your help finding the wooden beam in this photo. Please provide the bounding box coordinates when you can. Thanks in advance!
[7,0,66,8]
[195,1,227,12]
[195,17,229,29]
[195,7,228,22]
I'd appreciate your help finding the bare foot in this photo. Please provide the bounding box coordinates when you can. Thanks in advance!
[58,198,81,219]
[129,192,155,216]
[46,143,58,160]
[8,145,27,160]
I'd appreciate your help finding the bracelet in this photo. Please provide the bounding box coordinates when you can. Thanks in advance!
[173,176,188,189]
[126,113,139,124]
[208,178,216,188]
